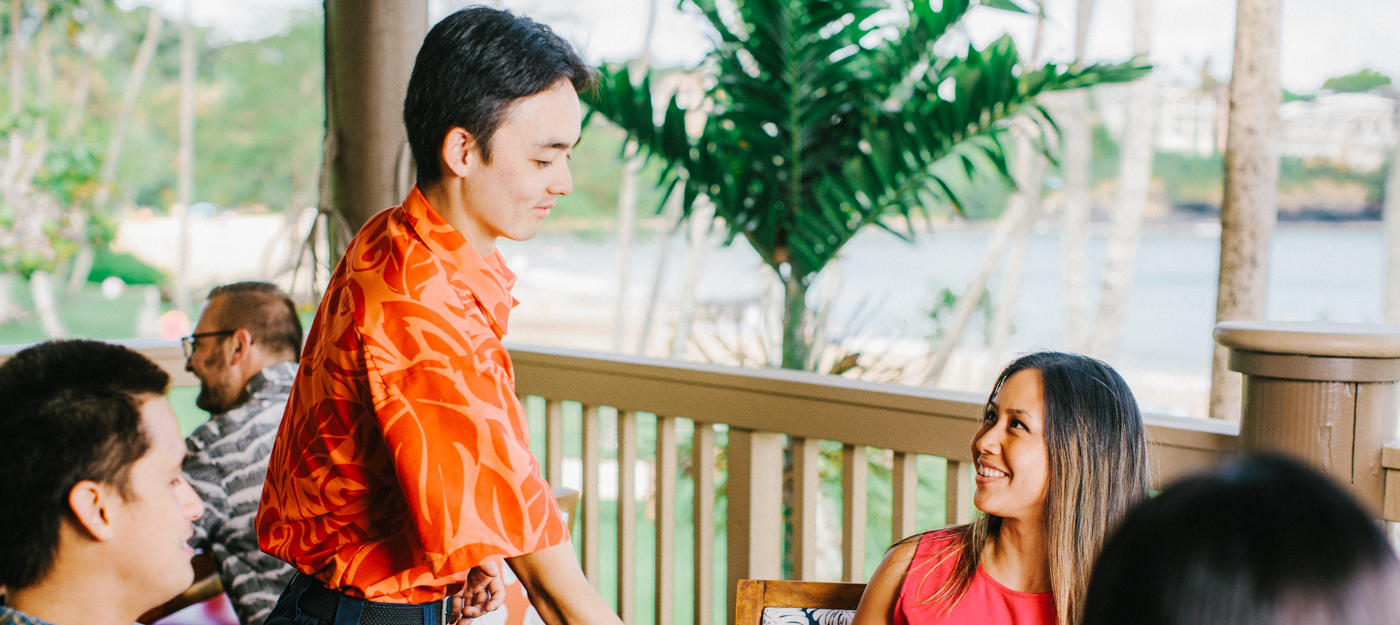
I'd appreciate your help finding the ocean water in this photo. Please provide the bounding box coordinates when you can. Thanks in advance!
[499,222,1385,380]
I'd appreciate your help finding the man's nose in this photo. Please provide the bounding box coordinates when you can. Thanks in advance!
[550,162,574,196]
[178,475,203,520]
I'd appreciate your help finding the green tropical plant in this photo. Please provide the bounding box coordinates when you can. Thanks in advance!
[587,0,1147,369]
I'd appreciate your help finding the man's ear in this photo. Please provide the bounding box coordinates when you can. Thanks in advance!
[440,127,476,180]
[229,328,254,365]
[68,480,118,541]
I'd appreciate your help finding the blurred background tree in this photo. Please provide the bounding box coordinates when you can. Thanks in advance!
[588,0,1148,370]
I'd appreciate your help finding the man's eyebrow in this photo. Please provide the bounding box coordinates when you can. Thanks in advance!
[539,137,582,150]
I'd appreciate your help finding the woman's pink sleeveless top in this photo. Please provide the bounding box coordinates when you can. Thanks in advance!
[892,531,1055,625]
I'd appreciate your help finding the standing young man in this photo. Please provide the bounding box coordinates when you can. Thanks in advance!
[257,8,619,625]
[0,341,205,625]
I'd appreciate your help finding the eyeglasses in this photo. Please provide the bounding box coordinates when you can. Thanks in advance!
[182,330,236,358]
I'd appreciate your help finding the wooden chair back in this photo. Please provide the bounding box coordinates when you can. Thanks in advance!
[734,579,866,625]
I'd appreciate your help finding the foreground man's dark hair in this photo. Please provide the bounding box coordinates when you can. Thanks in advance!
[1082,454,1400,625]
[0,340,170,590]
[404,6,595,187]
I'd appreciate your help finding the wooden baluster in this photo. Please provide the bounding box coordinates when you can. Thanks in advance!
[727,429,784,625]
[617,410,637,624]
[655,416,677,625]
[842,445,867,583]
[945,459,972,526]
[582,404,601,587]
[792,437,820,580]
[546,399,563,487]
[892,452,918,542]
[693,421,716,625]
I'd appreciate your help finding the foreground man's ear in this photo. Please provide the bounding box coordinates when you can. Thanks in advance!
[68,480,119,541]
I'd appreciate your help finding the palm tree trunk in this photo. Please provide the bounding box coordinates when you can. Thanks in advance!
[989,138,1046,361]
[987,5,1049,365]
[612,0,659,353]
[0,272,17,321]
[780,270,812,370]
[1383,102,1400,323]
[61,48,91,137]
[30,269,66,337]
[174,0,195,313]
[1209,0,1281,420]
[1060,90,1092,352]
[68,7,163,294]
[636,192,683,354]
[1061,0,1098,352]
[923,184,1034,385]
[1088,0,1155,361]
[35,2,50,110]
[670,198,714,359]
[612,143,640,351]
[9,0,22,116]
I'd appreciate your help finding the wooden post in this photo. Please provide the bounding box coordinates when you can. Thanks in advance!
[891,452,918,542]
[791,437,821,580]
[693,422,716,625]
[324,0,428,232]
[726,429,783,625]
[1216,321,1400,513]
[841,445,867,583]
[1209,0,1281,420]
[945,460,972,526]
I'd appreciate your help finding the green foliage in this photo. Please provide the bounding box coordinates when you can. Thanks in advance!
[195,13,324,209]
[1322,68,1392,94]
[1153,152,1387,208]
[587,0,1146,368]
[556,121,669,224]
[87,247,166,285]
[94,8,325,210]
[38,137,101,207]
[1152,152,1224,205]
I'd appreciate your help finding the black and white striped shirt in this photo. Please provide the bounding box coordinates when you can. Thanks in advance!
[184,361,299,625]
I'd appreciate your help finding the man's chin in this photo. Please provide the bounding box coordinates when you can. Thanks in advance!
[194,393,222,414]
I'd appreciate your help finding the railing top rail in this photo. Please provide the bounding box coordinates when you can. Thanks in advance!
[507,343,1239,474]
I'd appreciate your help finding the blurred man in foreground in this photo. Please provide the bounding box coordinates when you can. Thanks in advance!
[181,281,302,624]
[0,340,204,625]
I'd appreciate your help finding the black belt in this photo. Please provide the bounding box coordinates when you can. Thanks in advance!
[298,579,450,625]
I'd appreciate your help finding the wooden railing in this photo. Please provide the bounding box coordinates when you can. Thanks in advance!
[12,339,1398,625]
[507,344,1242,625]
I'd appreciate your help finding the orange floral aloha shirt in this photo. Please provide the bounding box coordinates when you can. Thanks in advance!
[257,188,569,603]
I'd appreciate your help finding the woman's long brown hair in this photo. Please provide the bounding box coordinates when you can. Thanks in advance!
[911,351,1149,625]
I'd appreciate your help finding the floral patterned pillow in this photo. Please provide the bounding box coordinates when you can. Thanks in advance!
[761,607,856,625]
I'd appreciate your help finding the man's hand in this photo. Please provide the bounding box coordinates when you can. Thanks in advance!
[451,561,505,623]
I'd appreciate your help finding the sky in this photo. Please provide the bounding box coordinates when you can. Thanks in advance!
[117,0,1400,93]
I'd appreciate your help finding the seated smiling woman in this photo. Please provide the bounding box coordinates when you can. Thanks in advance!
[852,352,1148,625]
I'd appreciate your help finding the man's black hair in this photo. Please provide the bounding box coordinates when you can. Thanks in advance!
[1081,454,1400,625]
[404,6,596,187]
[207,281,303,360]
[0,340,170,590]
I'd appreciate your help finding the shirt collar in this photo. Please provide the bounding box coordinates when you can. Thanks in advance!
[400,187,519,338]
[0,606,58,625]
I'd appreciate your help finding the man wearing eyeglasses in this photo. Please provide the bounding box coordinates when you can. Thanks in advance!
[180,281,301,625]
